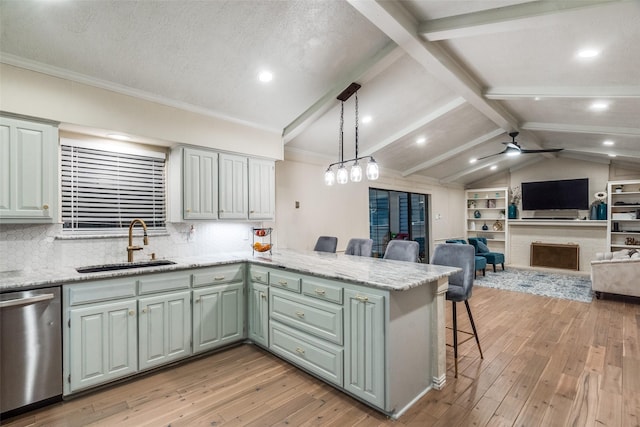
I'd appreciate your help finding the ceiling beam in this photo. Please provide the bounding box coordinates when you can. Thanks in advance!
[282,42,403,143]
[563,146,640,159]
[359,96,466,157]
[439,157,504,183]
[347,0,520,133]
[419,0,622,41]
[521,122,640,137]
[401,128,505,177]
[485,86,640,99]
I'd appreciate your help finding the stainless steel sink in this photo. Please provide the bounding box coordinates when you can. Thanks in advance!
[76,259,176,273]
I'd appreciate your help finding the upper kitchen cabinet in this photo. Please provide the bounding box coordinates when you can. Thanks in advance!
[0,116,58,223]
[218,153,249,220]
[183,147,218,220]
[248,158,275,220]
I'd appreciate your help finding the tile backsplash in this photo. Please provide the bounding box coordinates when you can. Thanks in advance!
[0,222,260,273]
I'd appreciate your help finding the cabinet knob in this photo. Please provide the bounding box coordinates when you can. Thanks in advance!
[129,310,135,316]
[42,204,49,210]
[250,210,255,213]
[295,347,305,355]
[195,298,200,303]
[186,209,191,213]
[142,308,148,314]
[260,292,267,299]
[255,275,263,281]
[295,311,305,318]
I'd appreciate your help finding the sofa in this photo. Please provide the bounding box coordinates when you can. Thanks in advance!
[591,249,640,298]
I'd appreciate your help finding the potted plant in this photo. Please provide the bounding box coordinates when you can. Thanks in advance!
[508,186,520,219]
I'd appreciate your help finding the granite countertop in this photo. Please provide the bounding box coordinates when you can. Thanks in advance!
[0,249,460,293]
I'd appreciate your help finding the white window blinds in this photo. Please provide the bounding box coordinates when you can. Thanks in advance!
[61,143,166,232]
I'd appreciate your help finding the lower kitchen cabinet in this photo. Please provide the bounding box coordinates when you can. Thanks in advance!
[248,282,269,347]
[67,299,138,393]
[193,282,244,354]
[343,289,385,408]
[138,290,192,370]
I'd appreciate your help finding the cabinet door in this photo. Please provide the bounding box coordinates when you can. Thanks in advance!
[138,291,191,370]
[0,117,57,222]
[183,148,218,219]
[218,153,248,219]
[68,299,137,392]
[248,158,275,220]
[193,282,244,354]
[343,289,385,408]
[248,282,269,347]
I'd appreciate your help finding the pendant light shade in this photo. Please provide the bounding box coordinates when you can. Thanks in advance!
[324,82,380,186]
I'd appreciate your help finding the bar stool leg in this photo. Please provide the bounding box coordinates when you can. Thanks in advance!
[452,301,458,378]
[464,300,483,359]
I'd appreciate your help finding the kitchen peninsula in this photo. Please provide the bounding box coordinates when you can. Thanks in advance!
[0,249,459,419]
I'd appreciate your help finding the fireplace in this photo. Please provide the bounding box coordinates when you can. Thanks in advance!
[530,242,580,270]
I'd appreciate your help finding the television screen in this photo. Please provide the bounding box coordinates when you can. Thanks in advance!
[521,178,589,211]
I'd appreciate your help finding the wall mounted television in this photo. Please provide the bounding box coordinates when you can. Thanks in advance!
[521,178,589,211]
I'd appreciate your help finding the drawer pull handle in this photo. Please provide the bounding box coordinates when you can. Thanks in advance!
[355,295,369,302]
[255,275,263,281]
[260,292,267,299]
[214,276,225,281]
[295,347,305,355]
[315,288,326,295]
[278,280,288,286]
[195,298,200,303]
[129,310,135,316]
[142,308,148,314]
[295,311,305,318]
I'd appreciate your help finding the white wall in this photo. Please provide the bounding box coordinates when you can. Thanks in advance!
[0,64,283,160]
[274,152,465,253]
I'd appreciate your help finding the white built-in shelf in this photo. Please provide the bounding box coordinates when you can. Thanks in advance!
[508,220,608,227]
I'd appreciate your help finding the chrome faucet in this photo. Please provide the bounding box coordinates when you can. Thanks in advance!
[127,219,149,262]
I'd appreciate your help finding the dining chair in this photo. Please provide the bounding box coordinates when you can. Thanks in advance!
[383,240,420,262]
[431,243,484,378]
[345,238,373,257]
[313,236,338,253]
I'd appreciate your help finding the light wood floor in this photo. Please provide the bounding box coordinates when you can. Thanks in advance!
[4,287,640,427]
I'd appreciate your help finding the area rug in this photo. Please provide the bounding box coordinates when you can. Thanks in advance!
[474,268,592,303]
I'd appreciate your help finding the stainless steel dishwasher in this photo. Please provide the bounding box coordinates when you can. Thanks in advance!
[1,287,62,417]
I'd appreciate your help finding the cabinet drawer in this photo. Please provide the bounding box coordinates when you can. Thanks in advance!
[269,270,301,293]
[138,271,191,295]
[270,288,343,345]
[66,278,137,306]
[248,266,269,284]
[192,264,244,287]
[302,278,343,305]
[270,321,343,386]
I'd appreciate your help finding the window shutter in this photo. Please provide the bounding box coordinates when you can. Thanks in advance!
[61,144,166,231]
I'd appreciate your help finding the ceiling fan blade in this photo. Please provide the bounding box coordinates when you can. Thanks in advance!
[520,148,564,154]
[477,151,505,161]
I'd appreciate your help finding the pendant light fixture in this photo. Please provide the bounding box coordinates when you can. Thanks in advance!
[324,83,379,186]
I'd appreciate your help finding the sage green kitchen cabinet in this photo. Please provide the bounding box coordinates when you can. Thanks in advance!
[0,116,58,223]
[138,290,191,370]
[248,282,269,347]
[192,282,244,354]
[218,153,248,219]
[343,288,385,408]
[248,158,275,220]
[68,299,138,393]
[183,147,218,220]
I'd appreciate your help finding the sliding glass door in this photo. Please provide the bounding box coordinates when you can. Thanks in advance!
[369,188,429,261]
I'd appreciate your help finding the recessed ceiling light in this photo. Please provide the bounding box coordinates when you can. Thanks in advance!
[469,158,477,164]
[577,49,599,59]
[590,101,609,111]
[258,70,273,83]
[416,137,426,145]
[107,133,131,141]
[362,115,372,124]
[603,140,614,146]
[490,165,497,170]
[608,153,617,157]
[533,97,541,101]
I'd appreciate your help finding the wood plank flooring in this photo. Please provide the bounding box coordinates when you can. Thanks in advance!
[3,287,639,426]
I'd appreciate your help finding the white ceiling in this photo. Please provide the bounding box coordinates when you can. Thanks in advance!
[1,0,639,186]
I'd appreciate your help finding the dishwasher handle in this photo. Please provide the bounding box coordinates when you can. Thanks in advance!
[0,293,55,309]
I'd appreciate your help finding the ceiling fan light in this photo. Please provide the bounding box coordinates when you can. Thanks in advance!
[324,168,335,186]
[336,165,349,184]
[506,149,521,157]
[350,161,362,182]
[366,158,379,180]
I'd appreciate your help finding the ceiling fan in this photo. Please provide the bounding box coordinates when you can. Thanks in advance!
[478,132,563,160]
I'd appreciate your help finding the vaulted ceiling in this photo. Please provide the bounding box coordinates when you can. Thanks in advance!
[1,0,638,186]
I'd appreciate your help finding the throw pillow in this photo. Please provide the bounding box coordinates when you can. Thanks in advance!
[476,240,491,254]
[631,252,640,259]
